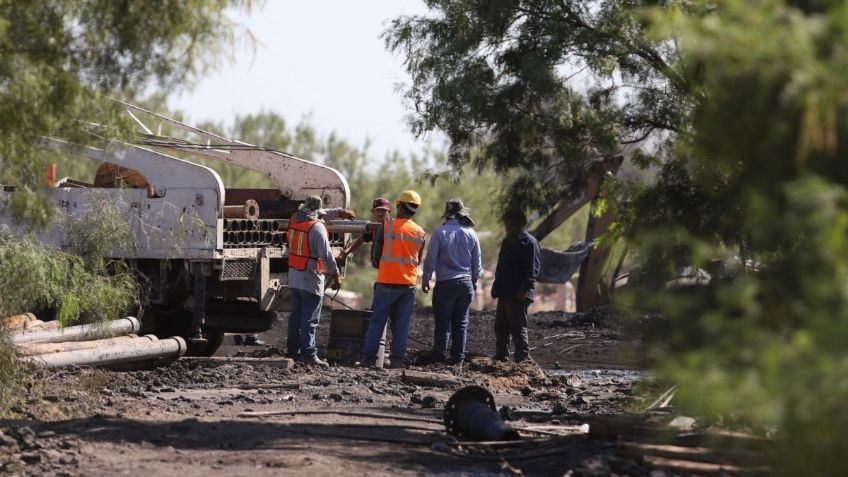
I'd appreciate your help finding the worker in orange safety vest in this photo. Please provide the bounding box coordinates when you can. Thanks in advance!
[286,195,355,366]
[361,190,426,368]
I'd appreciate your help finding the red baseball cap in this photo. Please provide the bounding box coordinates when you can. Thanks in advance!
[372,197,390,210]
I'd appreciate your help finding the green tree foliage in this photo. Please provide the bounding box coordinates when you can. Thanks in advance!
[0,1,250,413]
[0,0,252,224]
[622,2,848,474]
[389,0,848,472]
[384,0,687,213]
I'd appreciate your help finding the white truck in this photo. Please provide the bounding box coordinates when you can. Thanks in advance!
[0,101,365,355]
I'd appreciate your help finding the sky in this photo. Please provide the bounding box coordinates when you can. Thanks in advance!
[169,1,434,160]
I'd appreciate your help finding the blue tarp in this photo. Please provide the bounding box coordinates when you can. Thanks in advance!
[537,242,593,284]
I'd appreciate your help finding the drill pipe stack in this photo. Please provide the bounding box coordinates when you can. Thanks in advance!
[22,335,187,368]
[8,315,187,368]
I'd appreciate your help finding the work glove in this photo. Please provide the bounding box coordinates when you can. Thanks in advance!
[338,209,356,220]
[422,281,431,294]
[329,274,342,290]
[335,254,348,269]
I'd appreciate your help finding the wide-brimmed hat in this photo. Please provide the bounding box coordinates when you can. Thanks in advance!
[442,198,474,226]
[298,195,325,218]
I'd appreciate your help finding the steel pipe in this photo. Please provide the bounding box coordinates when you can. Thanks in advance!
[23,335,187,368]
[271,220,375,234]
[444,386,520,441]
[11,317,141,345]
[16,334,139,356]
[223,199,260,220]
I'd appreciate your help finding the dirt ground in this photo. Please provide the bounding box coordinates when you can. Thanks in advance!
[0,308,668,477]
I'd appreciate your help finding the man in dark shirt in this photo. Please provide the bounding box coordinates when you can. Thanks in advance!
[491,209,541,363]
[337,197,391,262]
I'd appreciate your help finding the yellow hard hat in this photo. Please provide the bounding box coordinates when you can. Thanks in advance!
[396,190,421,206]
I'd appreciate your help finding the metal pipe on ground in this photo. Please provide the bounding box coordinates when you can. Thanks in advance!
[444,386,520,441]
[23,335,187,368]
[11,317,140,345]
[15,334,139,356]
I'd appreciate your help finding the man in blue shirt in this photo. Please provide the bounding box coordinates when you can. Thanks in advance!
[491,209,540,363]
[422,198,482,365]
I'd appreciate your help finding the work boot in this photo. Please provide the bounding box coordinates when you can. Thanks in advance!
[387,358,407,369]
[492,354,509,363]
[302,356,330,367]
[244,335,265,346]
[357,358,380,369]
[233,335,243,345]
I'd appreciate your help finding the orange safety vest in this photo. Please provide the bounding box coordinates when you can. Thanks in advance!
[287,217,326,273]
[377,217,425,285]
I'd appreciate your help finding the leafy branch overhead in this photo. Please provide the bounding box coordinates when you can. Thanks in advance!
[384,0,690,211]
[0,0,252,224]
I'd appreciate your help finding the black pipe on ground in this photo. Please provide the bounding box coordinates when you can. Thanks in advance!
[443,385,520,441]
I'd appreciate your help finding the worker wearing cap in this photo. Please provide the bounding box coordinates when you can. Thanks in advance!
[338,197,399,334]
[362,190,426,369]
[286,195,355,367]
[421,198,482,366]
[337,197,392,263]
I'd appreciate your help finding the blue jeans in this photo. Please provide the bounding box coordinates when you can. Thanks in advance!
[431,277,474,362]
[287,288,323,359]
[363,283,415,364]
